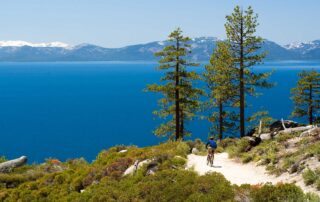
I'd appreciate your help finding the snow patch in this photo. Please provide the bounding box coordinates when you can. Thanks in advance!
[284,40,320,51]
[0,40,71,48]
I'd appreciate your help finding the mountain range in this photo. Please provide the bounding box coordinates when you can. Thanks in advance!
[0,37,319,61]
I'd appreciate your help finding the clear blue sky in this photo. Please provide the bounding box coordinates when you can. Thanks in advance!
[0,0,319,47]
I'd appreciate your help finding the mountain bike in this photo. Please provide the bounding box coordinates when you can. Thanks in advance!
[207,148,214,167]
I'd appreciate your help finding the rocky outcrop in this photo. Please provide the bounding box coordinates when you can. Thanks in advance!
[243,136,261,147]
[279,125,313,135]
[123,159,151,176]
[269,120,299,132]
[0,156,28,173]
[300,127,320,137]
[260,133,272,141]
[191,148,199,154]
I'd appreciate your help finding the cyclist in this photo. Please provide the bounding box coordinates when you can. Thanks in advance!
[206,136,217,166]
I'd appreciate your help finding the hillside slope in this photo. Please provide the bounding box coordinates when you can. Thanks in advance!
[0,140,318,201]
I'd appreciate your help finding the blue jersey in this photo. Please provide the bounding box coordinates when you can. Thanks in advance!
[206,139,217,149]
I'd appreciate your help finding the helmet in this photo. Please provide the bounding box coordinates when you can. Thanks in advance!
[209,136,214,140]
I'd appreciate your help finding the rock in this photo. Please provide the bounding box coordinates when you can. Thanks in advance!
[270,120,299,132]
[300,127,320,137]
[0,156,28,173]
[123,159,151,176]
[280,125,313,135]
[243,136,261,147]
[80,189,85,193]
[146,161,158,176]
[289,162,299,174]
[191,148,199,154]
[260,133,272,141]
[118,150,128,153]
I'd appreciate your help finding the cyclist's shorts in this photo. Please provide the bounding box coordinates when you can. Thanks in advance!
[208,147,215,154]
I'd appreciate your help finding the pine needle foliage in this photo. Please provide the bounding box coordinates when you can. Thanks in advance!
[291,70,320,124]
[204,41,239,140]
[225,6,273,137]
[146,28,203,140]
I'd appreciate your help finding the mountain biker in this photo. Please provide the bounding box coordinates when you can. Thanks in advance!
[206,136,217,164]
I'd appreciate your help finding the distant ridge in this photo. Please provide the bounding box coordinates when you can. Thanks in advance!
[0,38,319,61]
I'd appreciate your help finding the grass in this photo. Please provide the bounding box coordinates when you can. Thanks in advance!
[303,169,318,185]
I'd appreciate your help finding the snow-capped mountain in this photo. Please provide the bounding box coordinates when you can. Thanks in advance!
[284,40,320,52]
[0,40,70,48]
[0,38,318,61]
[284,40,320,59]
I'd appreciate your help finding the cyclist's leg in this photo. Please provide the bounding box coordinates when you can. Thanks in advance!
[212,149,215,160]
[209,147,214,166]
[207,148,210,165]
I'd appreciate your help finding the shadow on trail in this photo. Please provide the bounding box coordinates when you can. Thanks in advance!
[209,165,222,168]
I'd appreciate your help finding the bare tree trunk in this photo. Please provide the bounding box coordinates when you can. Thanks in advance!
[0,156,27,173]
[258,120,262,135]
[281,118,287,130]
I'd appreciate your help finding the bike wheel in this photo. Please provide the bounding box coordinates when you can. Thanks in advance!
[210,157,213,167]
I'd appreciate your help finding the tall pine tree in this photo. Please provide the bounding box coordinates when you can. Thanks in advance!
[225,6,272,137]
[204,41,238,140]
[146,28,203,140]
[291,70,320,125]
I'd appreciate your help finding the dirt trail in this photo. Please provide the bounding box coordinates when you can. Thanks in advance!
[186,153,319,195]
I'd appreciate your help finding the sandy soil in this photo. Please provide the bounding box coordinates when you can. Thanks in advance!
[186,153,319,195]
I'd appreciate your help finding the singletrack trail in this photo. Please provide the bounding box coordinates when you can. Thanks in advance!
[186,153,319,195]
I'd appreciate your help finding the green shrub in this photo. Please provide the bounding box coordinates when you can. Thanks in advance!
[302,169,318,185]
[176,141,191,157]
[276,133,297,142]
[316,179,320,190]
[251,183,305,202]
[0,142,316,201]
[215,146,224,153]
[305,192,320,202]
[241,153,253,163]
[0,156,7,163]
[219,138,237,149]
[227,138,251,158]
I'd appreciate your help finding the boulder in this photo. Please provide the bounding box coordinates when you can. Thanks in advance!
[300,127,320,137]
[191,147,199,154]
[280,125,313,135]
[260,133,272,141]
[123,159,151,176]
[146,161,158,176]
[243,136,261,147]
[270,120,299,132]
[0,156,28,173]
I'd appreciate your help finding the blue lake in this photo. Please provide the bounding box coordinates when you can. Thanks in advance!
[0,61,319,162]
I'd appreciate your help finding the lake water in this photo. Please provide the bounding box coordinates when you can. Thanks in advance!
[0,61,319,162]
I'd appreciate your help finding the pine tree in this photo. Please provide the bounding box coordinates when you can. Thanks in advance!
[291,70,320,125]
[225,6,272,137]
[204,41,238,140]
[146,28,203,141]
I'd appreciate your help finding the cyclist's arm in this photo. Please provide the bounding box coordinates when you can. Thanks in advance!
[205,142,209,149]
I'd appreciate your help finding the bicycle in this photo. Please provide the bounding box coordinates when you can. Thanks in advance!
[207,147,214,167]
